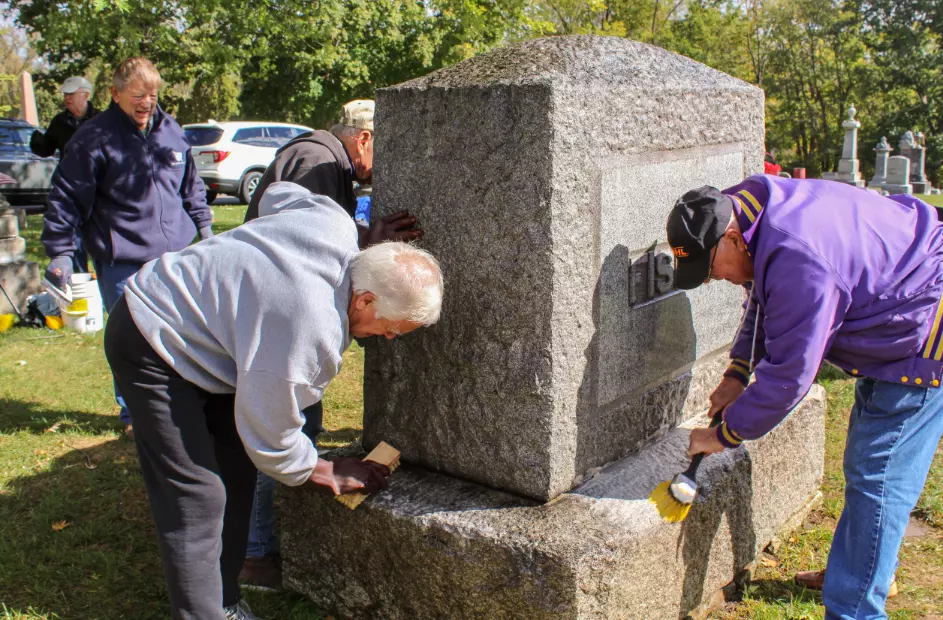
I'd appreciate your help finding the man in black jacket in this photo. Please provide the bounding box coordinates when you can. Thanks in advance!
[29,77,99,158]
[243,99,418,247]
[31,77,100,272]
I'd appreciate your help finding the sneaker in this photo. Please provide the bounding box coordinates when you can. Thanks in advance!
[238,553,282,591]
[794,569,898,597]
[224,600,260,620]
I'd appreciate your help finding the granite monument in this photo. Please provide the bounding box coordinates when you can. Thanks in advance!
[282,36,826,619]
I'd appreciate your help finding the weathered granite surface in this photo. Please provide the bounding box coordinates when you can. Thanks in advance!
[365,35,764,501]
[0,205,40,313]
[0,260,40,314]
[284,387,825,620]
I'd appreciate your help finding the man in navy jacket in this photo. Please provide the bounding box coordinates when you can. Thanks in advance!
[42,57,212,436]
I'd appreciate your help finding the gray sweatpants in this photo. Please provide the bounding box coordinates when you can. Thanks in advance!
[104,296,256,619]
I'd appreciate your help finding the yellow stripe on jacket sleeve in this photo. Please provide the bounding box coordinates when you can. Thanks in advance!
[739,190,764,216]
[731,195,755,223]
[925,290,943,359]
[719,422,744,447]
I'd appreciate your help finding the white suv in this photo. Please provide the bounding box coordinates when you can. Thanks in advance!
[183,121,314,204]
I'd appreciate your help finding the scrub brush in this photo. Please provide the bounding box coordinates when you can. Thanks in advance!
[649,414,723,523]
[335,441,400,510]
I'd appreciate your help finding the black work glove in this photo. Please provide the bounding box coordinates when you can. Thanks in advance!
[360,211,423,248]
[44,256,73,293]
[310,456,391,495]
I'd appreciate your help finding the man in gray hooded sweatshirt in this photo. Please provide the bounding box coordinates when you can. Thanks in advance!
[104,182,443,620]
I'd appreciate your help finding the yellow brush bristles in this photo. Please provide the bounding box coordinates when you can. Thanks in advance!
[648,481,693,523]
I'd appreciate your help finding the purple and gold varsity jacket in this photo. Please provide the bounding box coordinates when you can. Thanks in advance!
[715,175,943,448]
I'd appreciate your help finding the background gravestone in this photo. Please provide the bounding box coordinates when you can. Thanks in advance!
[868,137,892,189]
[364,35,764,501]
[883,155,913,195]
[0,191,40,315]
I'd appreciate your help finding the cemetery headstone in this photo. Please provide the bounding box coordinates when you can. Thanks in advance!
[822,104,865,187]
[868,136,892,189]
[899,131,931,194]
[281,36,827,620]
[883,155,913,195]
[0,190,41,315]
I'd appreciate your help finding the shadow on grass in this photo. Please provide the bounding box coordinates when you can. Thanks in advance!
[742,577,823,608]
[0,438,168,619]
[0,435,326,620]
[0,397,122,436]
[316,427,362,449]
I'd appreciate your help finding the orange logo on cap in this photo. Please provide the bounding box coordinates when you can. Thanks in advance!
[672,247,689,258]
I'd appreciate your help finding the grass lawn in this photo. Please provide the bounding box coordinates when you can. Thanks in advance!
[3,206,943,619]
[1,207,346,619]
[921,193,943,209]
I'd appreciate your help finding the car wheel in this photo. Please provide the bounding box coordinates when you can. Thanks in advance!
[239,171,263,204]
[205,190,218,205]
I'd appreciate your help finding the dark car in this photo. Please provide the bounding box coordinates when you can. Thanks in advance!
[0,118,58,209]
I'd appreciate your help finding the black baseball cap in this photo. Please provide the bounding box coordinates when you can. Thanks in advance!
[666,186,733,290]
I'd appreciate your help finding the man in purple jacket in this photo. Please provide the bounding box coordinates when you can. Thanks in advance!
[42,57,212,437]
[667,175,943,620]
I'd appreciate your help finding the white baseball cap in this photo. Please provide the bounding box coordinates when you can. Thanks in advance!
[340,99,374,131]
[60,77,93,94]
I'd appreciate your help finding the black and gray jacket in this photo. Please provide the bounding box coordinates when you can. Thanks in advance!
[244,129,357,222]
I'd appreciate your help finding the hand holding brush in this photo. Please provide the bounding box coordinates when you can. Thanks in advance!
[648,413,724,523]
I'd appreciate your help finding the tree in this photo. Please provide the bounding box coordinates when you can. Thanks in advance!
[854,0,943,182]
[760,0,872,175]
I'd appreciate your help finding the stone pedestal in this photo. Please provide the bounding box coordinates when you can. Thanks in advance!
[0,202,41,315]
[883,156,913,195]
[822,105,865,187]
[868,137,892,189]
[899,131,932,194]
[909,147,930,194]
[283,35,826,620]
[283,388,826,620]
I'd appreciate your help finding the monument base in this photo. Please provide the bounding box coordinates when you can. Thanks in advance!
[912,181,931,194]
[0,259,40,315]
[282,387,825,620]
[883,183,913,195]
[822,172,865,188]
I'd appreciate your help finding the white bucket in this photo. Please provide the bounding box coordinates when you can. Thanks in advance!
[57,273,105,334]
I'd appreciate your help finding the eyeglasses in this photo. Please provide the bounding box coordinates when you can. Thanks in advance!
[705,245,718,283]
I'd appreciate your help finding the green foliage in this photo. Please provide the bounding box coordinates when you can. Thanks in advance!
[6,0,943,179]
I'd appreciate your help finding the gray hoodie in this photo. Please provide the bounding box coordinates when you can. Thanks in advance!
[124,182,358,485]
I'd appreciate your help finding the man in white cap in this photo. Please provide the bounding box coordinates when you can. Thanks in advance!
[30,76,100,273]
[244,99,419,246]
[29,76,99,158]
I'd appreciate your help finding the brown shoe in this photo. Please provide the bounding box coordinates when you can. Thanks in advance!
[795,569,898,597]
[795,569,826,590]
[238,554,282,591]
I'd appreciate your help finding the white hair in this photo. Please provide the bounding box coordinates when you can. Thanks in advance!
[350,242,443,325]
[330,123,370,142]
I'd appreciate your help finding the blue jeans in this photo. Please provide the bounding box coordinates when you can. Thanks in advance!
[823,378,943,619]
[246,401,324,558]
[95,260,145,426]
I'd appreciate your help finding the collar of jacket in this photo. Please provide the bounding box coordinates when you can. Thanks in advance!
[106,100,166,137]
[277,129,353,177]
[80,102,98,121]
[729,193,767,259]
